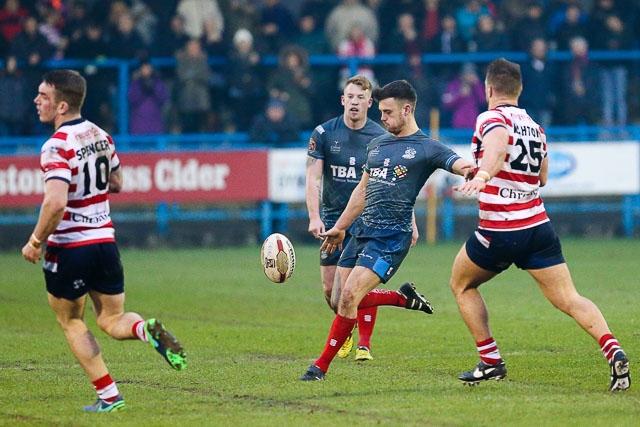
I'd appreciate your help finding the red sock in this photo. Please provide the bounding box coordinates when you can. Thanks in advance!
[358,288,404,309]
[92,373,120,403]
[132,320,148,342]
[314,315,357,372]
[599,334,621,362]
[357,306,377,349]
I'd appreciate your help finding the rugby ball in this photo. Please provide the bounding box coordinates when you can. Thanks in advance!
[260,233,296,283]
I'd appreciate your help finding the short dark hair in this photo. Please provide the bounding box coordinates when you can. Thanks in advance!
[372,80,417,110]
[42,69,86,113]
[485,58,522,97]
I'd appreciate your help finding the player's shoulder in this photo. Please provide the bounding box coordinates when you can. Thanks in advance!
[363,118,386,135]
[58,118,110,138]
[313,116,343,136]
[478,108,507,123]
[369,131,392,146]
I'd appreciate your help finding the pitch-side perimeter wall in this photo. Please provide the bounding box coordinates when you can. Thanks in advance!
[1,143,639,239]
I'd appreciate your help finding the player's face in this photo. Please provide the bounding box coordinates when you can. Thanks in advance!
[341,83,372,122]
[378,98,407,135]
[34,82,60,125]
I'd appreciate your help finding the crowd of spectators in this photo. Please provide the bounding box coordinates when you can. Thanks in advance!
[0,0,639,140]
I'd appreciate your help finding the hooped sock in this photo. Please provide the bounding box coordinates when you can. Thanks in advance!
[92,373,120,404]
[477,337,502,365]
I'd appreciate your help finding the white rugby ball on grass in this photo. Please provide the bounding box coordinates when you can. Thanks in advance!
[260,233,296,283]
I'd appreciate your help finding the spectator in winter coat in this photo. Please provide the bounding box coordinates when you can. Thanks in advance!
[128,60,171,134]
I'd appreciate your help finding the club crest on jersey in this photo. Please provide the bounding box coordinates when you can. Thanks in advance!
[369,146,379,157]
[393,165,408,180]
[330,140,340,152]
[402,147,416,159]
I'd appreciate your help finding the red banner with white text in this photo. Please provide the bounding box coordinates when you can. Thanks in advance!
[0,151,269,207]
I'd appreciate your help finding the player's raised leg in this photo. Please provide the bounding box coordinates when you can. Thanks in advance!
[91,291,187,371]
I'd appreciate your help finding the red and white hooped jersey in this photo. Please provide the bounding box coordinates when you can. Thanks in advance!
[472,104,549,231]
[40,118,120,247]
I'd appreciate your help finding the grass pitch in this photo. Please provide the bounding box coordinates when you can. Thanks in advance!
[1,239,640,426]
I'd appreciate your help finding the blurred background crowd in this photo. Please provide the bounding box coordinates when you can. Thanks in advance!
[0,0,639,142]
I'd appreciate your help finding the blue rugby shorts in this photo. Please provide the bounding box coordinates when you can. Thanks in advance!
[338,222,412,283]
[465,221,565,273]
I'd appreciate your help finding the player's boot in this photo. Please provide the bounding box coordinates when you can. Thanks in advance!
[299,364,326,381]
[355,346,373,361]
[83,396,125,412]
[398,282,434,314]
[337,326,355,358]
[458,359,507,385]
[145,318,187,371]
[608,350,630,391]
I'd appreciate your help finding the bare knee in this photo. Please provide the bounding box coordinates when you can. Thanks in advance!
[550,294,583,316]
[450,279,477,299]
[95,314,121,338]
[324,293,337,313]
[56,316,85,335]
[338,286,359,313]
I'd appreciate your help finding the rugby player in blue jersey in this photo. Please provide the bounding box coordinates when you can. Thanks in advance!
[306,75,420,362]
[300,79,473,381]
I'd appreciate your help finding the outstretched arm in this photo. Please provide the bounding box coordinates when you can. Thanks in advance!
[454,126,509,196]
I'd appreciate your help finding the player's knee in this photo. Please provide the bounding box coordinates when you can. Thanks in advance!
[55,315,81,332]
[338,287,359,311]
[95,314,120,337]
[449,278,466,296]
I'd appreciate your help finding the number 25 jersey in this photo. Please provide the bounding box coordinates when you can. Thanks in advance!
[472,104,549,231]
[40,118,119,247]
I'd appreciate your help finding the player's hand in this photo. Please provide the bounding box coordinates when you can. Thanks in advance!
[308,217,326,240]
[21,243,41,264]
[460,164,475,181]
[319,228,345,254]
[453,178,486,196]
[411,226,419,247]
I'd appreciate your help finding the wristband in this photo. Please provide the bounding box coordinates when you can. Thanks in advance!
[472,177,487,183]
[475,170,491,182]
[29,233,42,249]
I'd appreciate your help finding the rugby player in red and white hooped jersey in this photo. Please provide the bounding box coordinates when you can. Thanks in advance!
[451,58,630,391]
[21,69,187,413]
[471,102,549,231]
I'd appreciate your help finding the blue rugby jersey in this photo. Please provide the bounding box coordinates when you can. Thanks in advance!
[362,130,460,232]
[308,115,387,224]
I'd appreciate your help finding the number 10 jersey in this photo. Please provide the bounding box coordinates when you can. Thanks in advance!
[40,118,120,248]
